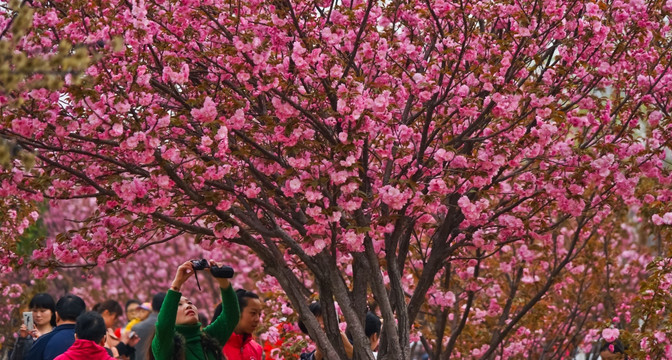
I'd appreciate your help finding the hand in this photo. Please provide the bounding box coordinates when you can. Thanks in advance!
[341,331,353,358]
[30,328,40,339]
[208,259,231,289]
[106,328,120,348]
[128,332,140,347]
[120,329,140,347]
[18,324,28,338]
[171,261,195,291]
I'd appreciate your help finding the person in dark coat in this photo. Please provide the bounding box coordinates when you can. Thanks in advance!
[25,294,86,360]
[10,293,57,360]
[53,312,115,360]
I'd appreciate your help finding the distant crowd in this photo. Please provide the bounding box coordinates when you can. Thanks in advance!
[8,260,382,360]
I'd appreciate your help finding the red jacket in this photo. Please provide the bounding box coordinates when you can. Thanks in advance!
[53,339,115,360]
[223,332,263,360]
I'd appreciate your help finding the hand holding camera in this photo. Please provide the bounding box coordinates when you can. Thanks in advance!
[172,259,234,292]
[189,259,235,291]
[190,259,234,278]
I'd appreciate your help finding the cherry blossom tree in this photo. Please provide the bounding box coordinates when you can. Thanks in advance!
[41,199,265,312]
[3,0,672,359]
[1,199,300,358]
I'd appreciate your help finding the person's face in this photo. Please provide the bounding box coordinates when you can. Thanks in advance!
[101,310,119,329]
[237,298,262,334]
[31,308,53,326]
[136,308,151,321]
[369,333,379,351]
[176,297,199,325]
[126,303,139,320]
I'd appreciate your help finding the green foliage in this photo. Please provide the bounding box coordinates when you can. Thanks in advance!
[15,217,47,257]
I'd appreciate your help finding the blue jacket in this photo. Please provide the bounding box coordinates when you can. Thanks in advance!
[25,324,76,360]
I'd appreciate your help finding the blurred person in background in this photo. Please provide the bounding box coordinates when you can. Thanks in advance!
[123,300,141,331]
[132,293,165,360]
[10,293,58,360]
[25,294,86,360]
[220,289,263,360]
[93,300,139,359]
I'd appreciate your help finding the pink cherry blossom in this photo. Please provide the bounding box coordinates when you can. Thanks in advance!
[602,328,620,343]
[2,0,672,358]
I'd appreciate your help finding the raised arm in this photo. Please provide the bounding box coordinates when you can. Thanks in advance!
[203,261,240,345]
[151,261,194,360]
[203,284,239,344]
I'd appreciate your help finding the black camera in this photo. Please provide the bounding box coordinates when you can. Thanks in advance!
[190,259,209,270]
[190,259,234,278]
[210,264,235,278]
[189,259,234,291]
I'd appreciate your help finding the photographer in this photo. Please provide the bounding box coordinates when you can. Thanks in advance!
[150,260,240,360]
[10,293,57,360]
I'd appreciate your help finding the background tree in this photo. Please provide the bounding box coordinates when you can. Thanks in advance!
[2,0,672,359]
[0,0,94,283]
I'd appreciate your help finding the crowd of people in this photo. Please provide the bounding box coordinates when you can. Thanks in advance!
[9,259,626,360]
[7,260,384,360]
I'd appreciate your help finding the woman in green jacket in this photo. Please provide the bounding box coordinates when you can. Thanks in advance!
[151,260,240,360]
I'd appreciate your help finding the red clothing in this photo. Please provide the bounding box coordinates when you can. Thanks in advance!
[53,339,115,360]
[223,332,263,360]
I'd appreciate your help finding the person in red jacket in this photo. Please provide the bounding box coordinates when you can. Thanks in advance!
[218,289,263,360]
[54,312,115,360]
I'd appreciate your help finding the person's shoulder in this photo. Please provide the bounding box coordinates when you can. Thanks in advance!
[48,326,75,341]
[132,317,153,330]
[299,351,316,360]
[250,339,263,352]
[31,334,49,346]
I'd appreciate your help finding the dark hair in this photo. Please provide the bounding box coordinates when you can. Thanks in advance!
[211,303,222,325]
[298,302,322,334]
[29,293,57,327]
[152,292,166,313]
[235,289,259,310]
[364,312,381,338]
[92,300,123,317]
[147,332,223,360]
[211,290,260,324]
[198,312,209,327]
[55,294,86,322]
[125,299,141,311]
[345,312,382,345]
[75,311,107,343]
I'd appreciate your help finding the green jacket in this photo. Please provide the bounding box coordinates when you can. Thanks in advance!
[152,286,240,360]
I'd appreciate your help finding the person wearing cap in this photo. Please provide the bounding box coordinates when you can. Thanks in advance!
[125,302,151,332]
[132,294,165,360]
[123,300,141,332]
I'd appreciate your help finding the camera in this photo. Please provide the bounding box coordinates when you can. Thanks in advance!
[190,259,209,271]
[190,259,234,278]
[210,264,234,278]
